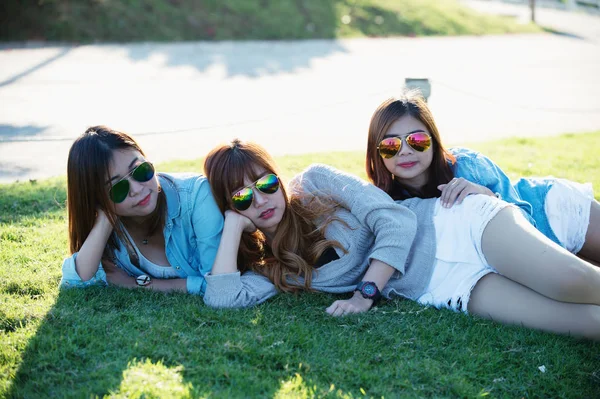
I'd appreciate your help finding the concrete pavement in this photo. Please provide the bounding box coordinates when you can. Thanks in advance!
[1,1,599,183]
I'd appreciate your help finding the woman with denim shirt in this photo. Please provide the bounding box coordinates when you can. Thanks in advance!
[366,92,599,265]
[203,140,600,340]
[60,126,223,295]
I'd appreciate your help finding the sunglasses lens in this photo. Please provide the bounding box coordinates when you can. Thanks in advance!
[110,180,130,204]
[406,133,432,152]
[232,187,253,211]
[132,162,155,182]
[378,137,401,159]
[256,174,280,194]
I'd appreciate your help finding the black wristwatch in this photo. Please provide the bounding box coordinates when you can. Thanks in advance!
[355,281,382,305]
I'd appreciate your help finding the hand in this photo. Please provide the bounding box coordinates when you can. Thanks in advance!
[95,208,113,231]
[225,210,256,233]
[326,292,374,317]
[437,178,494,208]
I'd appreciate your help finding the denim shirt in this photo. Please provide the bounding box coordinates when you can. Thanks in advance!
[60,172,224,295]
[449,147,559,245]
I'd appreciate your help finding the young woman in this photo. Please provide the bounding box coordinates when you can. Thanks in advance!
[60,126,223,295]
[365,91,599,265]
[203,139,600,340]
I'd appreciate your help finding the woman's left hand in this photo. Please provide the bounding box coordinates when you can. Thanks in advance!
[437,178,494,208]
[326,292,374,317]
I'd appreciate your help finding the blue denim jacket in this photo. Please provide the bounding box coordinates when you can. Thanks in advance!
[449,147,559,245]
[60,172,224,295]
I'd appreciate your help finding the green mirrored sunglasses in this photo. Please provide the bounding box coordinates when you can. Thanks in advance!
[109,161,155,203]
[231,173,280,211]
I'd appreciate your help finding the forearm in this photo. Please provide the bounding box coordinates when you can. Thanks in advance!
[363,259,396,291]
[211,215,245,275]
[104,263,187,293]
[75,217,114,281]
[148,278,187,293]
[352,259,397,309]
[326,259,396,316]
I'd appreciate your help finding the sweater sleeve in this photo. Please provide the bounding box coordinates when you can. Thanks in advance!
[290,164,418,274]
[203,271,278,308]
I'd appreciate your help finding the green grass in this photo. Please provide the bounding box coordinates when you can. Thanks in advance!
[2,0,540,43]
[2,132,600,398]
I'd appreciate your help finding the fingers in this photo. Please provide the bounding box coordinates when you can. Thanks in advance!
[244,219,258,233]
[326,300,354,317]
[326,299,371,317]
[326,301,346,317]
[440,178,488,207]
[225,211,257,233]
[455,181,487,204]
[440,178,468,208]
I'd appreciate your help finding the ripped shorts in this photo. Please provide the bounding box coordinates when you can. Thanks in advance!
[545,179,594,254]
[417,194,511,314]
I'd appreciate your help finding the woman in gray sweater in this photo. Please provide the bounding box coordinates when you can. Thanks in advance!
[203,139,600,340]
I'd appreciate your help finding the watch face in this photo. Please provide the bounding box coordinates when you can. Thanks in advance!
[136,275,151,286]
[362,282,377,297]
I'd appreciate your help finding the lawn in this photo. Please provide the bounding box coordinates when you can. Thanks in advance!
[1,0,540,43]
[1,132,599,398]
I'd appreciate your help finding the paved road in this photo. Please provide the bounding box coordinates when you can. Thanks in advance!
[1,1,599,183]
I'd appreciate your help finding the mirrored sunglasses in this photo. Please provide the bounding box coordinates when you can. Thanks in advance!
[377,132,432,159]
[109,161,155,203]
[231,173,280,211]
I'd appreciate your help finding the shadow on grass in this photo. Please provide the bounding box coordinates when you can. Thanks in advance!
[6,289,367,398]
[6,286,600,398]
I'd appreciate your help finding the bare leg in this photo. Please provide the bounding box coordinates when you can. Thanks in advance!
[577,200,600,264]
[481,206,600,305]
[469,274,600,340]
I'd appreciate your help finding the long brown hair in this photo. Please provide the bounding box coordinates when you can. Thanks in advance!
[67,125,166,261]
[204,139,343,293]
[366,91,456,200]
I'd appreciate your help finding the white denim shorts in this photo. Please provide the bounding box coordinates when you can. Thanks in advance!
[417,194,511,314]
[545,179,594,254]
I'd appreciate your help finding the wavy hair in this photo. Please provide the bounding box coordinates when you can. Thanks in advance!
[366,91,456,200]
[67,125,166,263]
[204,139,344,292]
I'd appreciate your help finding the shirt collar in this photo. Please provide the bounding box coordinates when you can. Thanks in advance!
[158,173,181,222]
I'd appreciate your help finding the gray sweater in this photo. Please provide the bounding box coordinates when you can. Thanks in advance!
[203,164,437,308]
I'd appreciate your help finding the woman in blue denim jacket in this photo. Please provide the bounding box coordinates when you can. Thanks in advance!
[365,92,599,265]
[60,126,223,295]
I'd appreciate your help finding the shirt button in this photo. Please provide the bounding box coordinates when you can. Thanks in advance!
[175,266,180,269]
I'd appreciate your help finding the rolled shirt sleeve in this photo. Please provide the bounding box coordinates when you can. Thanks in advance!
[59,253,108,288]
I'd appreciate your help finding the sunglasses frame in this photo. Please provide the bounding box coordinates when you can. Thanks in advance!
[377,132,433,159]
[231,173,280,211]
[109,161,155,204]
